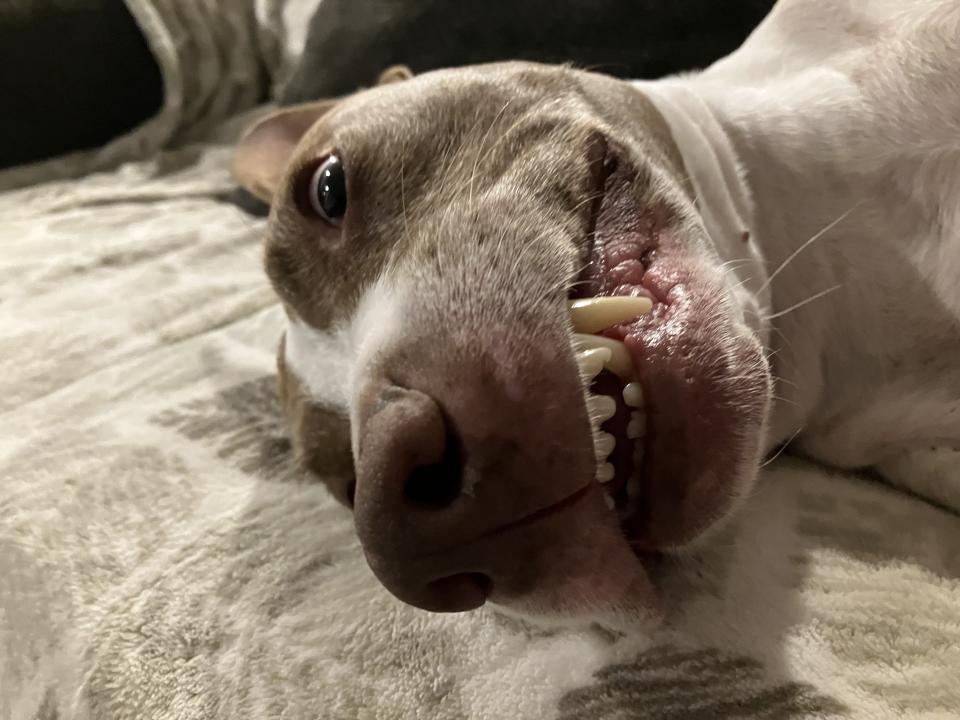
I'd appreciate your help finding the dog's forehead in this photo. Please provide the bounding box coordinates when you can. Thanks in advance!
[299,63,585,158]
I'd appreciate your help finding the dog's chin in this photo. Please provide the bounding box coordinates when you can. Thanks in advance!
[470,480,665,628]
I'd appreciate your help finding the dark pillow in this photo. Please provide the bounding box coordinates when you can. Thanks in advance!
[0,1,163,169]
[283,0,775,104]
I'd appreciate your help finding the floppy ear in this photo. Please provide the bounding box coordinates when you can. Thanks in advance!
[232,100,339,203]
[233,66,414,204]
[377,64,413,85]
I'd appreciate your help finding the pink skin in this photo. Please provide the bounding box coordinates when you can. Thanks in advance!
[578,158,770,553]
[620,257,768,550]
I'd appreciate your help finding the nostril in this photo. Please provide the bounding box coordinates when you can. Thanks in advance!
[423,573,492,612]
[403,429,463,509]
[346,479,356,508]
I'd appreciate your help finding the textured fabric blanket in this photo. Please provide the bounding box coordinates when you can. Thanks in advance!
[2,2,959,719]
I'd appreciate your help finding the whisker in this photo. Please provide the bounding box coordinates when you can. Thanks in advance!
[433,114,485,204]
[760,425,804,468]
[569,191,605,214]
[553,262,592,295]
[756,202,862,294]
[762,283,842,321]
[767,324,798,357]
[468,99,514,210]
[772,373,799,391]
[727,274,756,294]
[719,258,756,271]
[399,150,411,245]
[770,393,800,409]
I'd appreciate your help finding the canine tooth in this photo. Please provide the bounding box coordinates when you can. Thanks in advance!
[603,493,616,510]
[588,395,617,423]
[568,296,653,334]
[622,382,644,408]
[573,334,635,380]
[626,476,642,499]
[626,411,647,439]
[597,462,615,484]
[594,432,615,459]
[576,347,612,381]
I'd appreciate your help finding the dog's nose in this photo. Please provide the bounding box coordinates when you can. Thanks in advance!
[352,384,491,612]
[365,386,462,508]
[352,341,597,613]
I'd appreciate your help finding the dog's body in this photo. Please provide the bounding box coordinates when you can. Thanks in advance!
[640,0,960,503]
[233,0,960,625]
[681,0,960,506]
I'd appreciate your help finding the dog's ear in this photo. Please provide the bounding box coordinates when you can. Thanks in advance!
[232,66,414,204]
[232,100,339,203]
[377,64,414,85]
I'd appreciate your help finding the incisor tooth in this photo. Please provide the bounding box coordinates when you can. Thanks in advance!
[574,334,635,380]
[588,394,617,423]
[568,296,654,334]
[626,411,647,439]
[576,347,612,382]
[597,462,615,484]
[594,431,615,459]
[603,493,615,510]
[622,382,644,408]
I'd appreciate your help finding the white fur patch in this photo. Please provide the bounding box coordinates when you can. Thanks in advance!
[283,274,410,450]
[349,275,410,381]
[284,317,353,411]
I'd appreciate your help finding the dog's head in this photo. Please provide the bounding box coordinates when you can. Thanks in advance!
[234,62,771,625]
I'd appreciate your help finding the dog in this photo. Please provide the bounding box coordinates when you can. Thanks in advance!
[232,0,960,627]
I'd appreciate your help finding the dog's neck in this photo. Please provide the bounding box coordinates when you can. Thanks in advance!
[636,77,864,452]
[641,52,960,463]
[635,78,803,450]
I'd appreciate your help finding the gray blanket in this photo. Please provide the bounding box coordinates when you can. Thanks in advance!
[1,2,958,718]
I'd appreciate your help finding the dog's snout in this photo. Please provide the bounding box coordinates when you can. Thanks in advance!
[352,337,598,613]
[353,384,488,611]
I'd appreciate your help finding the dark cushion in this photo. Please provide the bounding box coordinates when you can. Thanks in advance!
[283,0,776,104]
[0,1,163,169]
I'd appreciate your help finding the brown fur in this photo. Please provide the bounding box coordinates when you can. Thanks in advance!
[233,62,769,621]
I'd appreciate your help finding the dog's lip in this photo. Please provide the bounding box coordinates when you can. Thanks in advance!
[614,250,769,549]
[581,247,746,551]
[429,481,596,558]
[373,482,598,571]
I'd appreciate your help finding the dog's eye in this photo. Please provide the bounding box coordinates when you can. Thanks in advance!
[308,154,347,225]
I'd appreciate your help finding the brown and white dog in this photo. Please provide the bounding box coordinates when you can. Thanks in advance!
[233,0,960,627]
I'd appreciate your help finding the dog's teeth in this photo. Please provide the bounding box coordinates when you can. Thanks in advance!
[595,431,615,459]
[568,296,653,334]
[622,382,644,408]
[626,411,647,439]
[588,395,617,423]
[573,334,635,380]
[626,476,642,499]
[603,493,616,510]
[634,444,644,465]
[597,462,615,484]
[576,347,612,382]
